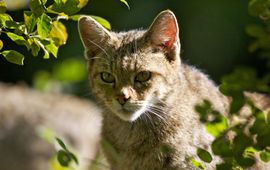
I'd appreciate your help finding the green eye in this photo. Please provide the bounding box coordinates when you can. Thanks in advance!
[101,72,115,83]
[135,71,151,82]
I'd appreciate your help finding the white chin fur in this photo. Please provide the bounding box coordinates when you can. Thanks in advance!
[115,101,149,122]
[115,107,146,122]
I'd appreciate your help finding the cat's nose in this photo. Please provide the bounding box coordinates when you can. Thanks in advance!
[116,95,130,105]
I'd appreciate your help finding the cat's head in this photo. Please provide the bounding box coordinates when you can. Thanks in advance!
[79,10,181,122]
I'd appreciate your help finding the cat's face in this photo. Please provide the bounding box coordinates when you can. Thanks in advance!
[79,10,181,121]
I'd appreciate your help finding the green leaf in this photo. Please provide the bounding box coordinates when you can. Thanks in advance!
[90,15,111,30]
[35,38,50,59]
[235,156,255,168]
[0,0,7,13]
[42,40,58,58]
[0,13,12,28]
[57,150,71,167]
[49,0,85,15]
[24,11,37,33]
[206,116,228,137]
[1,50,24,65]
[37,13,52,39]
[49,21,68,46]
[7,32,26,44]
[28,38,40,56]
[249,0,270,18]
[195,100,211,122]
[190,159,205,170]
[0,39,3,50]
[56,137,68,151]
[232,133,253,156]
[30,0,46,17]
[120,0,130,10]
[197,148,212,163]
[246,24,265,38]
[250,111,269,136]
[69,152,79,165]
[70,15,80,21]
[243,147,258,159]
[212,138,233,157]
[216,163,233,170]
[260,150,270,162]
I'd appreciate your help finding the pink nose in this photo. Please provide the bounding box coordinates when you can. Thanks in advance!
[117,95,130,105]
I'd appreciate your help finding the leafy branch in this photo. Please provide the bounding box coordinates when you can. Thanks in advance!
[0,0,116,65]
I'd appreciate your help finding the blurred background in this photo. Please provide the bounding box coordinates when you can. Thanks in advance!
[0,0,266,96]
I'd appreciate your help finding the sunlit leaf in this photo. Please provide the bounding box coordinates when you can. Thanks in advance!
[0,0,7,13]
[0,13,12,27]
[119,0,130,10]
[78,0,88,8]
[7,32,25,43]
[1,50,24,65]
[243,147,258,159]
[57,150,71,167]
[35,38,50,58]
[28,38,40,56]
[0,39,3,50]
[90,15,111,30]
[24,11,37,33]
[190,159,205,170]
[260,150,270,162]
[50,156,70,170]
[36,126,56,143]
[49,0,84,15]
[42,40,58,58]
[49,21,68,46]
[206,116,227,137]
[197,148,212,163]
[70,15,80,21]
[37,13,52,39]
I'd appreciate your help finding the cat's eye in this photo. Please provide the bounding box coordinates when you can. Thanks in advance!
[135,71,151,82]
[101,72,115,83]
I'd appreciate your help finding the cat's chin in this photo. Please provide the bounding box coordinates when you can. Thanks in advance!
[113,107,146,122]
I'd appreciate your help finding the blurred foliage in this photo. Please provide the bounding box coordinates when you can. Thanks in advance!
[33,58,87,93]
[246,0,270,67]
[37,126,79,170]
[193,0,270,169]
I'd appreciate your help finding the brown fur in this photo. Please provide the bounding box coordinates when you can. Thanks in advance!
[79,10,270,170]
[79,10,228,170]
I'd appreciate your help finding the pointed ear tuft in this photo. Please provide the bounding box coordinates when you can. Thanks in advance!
[78,16,112,58]
[146,10,180,62]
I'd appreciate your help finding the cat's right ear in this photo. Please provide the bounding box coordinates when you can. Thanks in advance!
[146,10,181,63]
[78,16,113,58]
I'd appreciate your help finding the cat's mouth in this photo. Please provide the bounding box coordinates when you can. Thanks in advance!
[111,101,148,122]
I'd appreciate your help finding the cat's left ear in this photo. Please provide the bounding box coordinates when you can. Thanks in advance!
[146,10,180,62]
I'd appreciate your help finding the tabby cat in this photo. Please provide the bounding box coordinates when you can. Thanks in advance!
[78,10,268,170]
